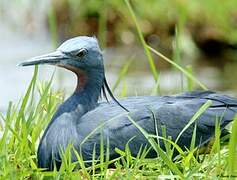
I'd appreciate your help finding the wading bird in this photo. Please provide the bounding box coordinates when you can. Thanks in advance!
[20,36,237,170]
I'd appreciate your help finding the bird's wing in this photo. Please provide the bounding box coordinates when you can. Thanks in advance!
[77,91,237,159]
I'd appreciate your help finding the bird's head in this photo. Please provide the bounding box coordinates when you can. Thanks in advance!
[19,36,104,74]
[19,36,128,111]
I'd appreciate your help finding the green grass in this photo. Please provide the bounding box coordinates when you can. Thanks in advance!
[0,0,237,179]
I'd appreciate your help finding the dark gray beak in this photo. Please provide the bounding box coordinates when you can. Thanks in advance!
[18,50,68,67]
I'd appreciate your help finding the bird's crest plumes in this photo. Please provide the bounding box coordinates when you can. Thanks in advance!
[101,76,129,112]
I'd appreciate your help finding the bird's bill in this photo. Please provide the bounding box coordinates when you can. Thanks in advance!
[18,51,68,67]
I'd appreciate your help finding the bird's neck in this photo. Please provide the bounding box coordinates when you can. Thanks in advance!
[52,69,104,121]
[74,69,104,111]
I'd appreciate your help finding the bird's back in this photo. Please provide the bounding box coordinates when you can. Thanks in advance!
[77,91,237,161]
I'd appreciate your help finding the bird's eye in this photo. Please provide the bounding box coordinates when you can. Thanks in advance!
[75,49,87,58]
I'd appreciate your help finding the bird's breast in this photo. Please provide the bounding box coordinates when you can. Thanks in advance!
[37,111,84,168]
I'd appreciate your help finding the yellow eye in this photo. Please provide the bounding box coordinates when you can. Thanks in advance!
[76,49,87,58]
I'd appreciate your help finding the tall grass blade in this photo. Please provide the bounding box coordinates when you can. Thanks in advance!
[112,57,133,91]
[98,0,107,49]
[228,114,237,176]
[124,0,158,82]
[175,100,212,144]
[190,123,197,151]
[147,46,208,90]
[100,131,105,173]
[72,148,90,179]
[186,65,194,91]
[120,80,127,97]
[15,66,38,131]
[47,5,58,48]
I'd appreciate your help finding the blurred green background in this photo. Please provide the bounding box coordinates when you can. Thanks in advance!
[0,0,237,112]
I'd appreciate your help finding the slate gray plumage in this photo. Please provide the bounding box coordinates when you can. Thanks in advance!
[19,36,237,170]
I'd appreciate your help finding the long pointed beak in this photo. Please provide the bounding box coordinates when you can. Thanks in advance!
[18,50,68,67]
